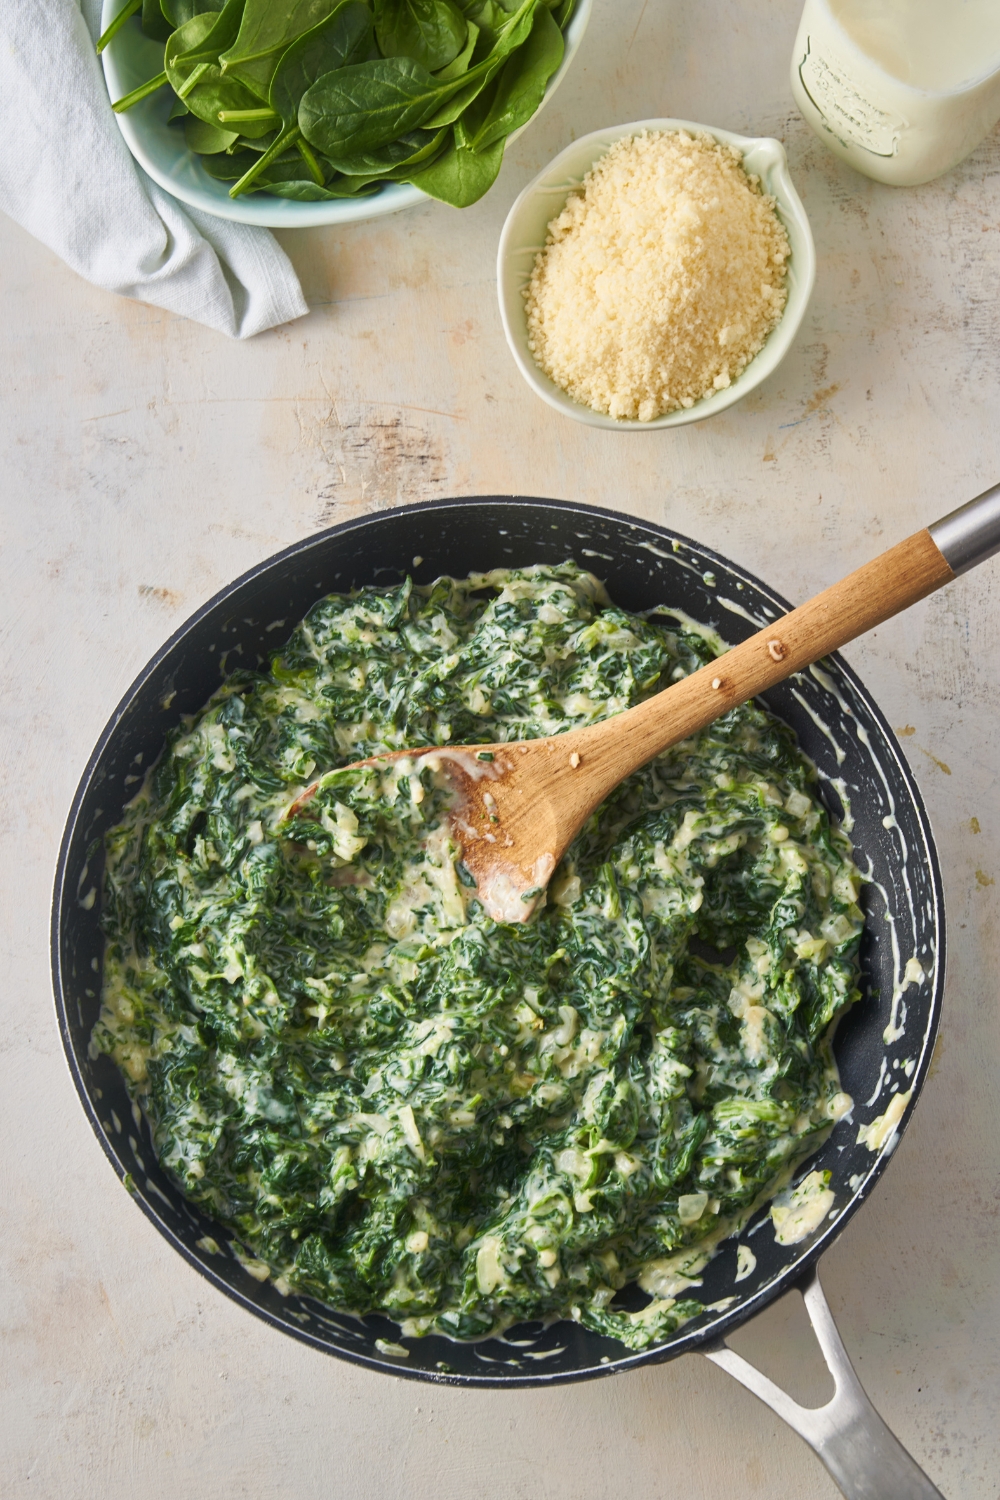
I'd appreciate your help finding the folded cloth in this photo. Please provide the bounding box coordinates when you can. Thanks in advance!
[0,0,308,338]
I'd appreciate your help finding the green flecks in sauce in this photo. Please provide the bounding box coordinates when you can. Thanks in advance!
[96,564,863,1350]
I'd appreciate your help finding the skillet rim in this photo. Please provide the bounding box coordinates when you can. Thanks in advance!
[50,494,946,1387]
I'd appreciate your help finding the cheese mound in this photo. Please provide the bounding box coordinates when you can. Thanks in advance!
[524,130,791,422]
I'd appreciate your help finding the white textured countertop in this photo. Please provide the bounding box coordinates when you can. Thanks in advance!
[3,1,999,1496]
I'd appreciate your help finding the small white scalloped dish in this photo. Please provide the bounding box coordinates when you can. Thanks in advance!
[496,119,816,429]
[99,0,592,227]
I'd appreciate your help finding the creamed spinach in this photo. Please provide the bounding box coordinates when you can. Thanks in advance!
[96,564,863,1349]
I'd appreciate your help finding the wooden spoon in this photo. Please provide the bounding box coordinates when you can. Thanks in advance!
[292,487,1000,923]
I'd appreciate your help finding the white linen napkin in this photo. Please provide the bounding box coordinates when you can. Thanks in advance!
[0,0,308,339]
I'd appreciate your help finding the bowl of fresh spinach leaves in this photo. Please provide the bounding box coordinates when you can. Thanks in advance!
[99,0,591,226]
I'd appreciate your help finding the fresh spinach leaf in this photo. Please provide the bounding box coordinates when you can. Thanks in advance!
[270,2,375,122]
[164,6,218,67]
[165,0,242,76]
[433,18,478,78]
[299,56,450,156]
[233,129,284,150]
[185,114,239,151]
[219,0,342,98]
[248,152,323,183]
[201,146,280,178]
[374,0,468,73]
[321,125,446,175]
[265,176,381,198]
[405,130,503,203]
[467,0,560,151]
[161,0,224,26]
[450,73,497,147]
[421,0,536,127]
[418,70,488,125]
[141,0,174,42]
[458,0,509,54]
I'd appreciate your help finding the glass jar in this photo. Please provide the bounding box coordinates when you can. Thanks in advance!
[791,0,1000,185]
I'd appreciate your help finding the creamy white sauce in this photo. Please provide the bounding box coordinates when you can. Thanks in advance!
[857,1089,912,1154]
[734,1244,757,1282]
[770,1170,836,1245]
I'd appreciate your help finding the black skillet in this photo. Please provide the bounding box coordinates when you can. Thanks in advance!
[54,495,978,1497]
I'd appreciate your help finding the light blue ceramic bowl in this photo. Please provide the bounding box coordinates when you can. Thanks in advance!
[497,119,816,429]
[99,0,592,227]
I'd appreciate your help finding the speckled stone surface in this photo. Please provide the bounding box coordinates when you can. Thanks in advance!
[3,2,999,1495]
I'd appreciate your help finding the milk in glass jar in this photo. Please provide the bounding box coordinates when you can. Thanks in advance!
[791,0,1000,184]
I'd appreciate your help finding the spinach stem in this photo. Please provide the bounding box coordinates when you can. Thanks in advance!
[176,62,211,100]
[229,125,300,198]
[217,108,281,123]
[297,139,325,187]
[112,71,169,113]
[96,0,142,55]
[220,44,285,73]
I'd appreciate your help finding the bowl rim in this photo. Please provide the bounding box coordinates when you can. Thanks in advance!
[496,117,817,430]
[99,0,593,228]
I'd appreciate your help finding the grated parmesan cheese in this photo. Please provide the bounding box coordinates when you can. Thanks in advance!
[523,130,790,422]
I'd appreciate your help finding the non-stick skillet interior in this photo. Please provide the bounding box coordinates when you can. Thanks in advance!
[53,497,944,1387]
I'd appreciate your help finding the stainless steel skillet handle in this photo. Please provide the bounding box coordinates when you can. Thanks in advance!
[703,1268,944,1499]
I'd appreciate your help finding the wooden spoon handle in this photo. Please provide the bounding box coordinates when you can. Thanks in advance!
[615,526,952,765]
[638,528,953,750]
[573,481,1000,798]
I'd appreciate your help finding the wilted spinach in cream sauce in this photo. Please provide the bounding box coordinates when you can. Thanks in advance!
[97,564,862,1349]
